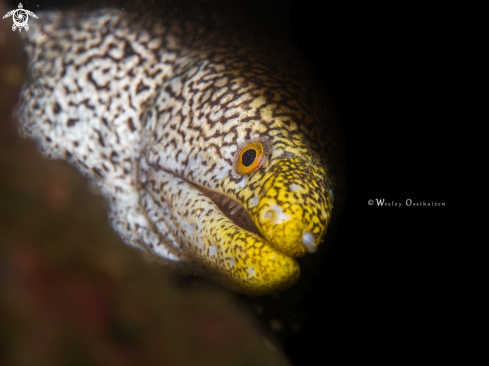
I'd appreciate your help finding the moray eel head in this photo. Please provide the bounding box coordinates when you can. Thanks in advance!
[190,140,333,295]
[144,125,335,296]
[140,47,338,296]
[14,9,341,296]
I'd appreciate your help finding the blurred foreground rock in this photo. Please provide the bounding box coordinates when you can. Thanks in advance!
[0,3,290,364]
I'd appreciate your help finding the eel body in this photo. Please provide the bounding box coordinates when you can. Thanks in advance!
[15,6,344,295]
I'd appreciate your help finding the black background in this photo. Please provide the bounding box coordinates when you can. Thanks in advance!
[4,0,455,364]
[286,2,454,364]
[287,2,456,364]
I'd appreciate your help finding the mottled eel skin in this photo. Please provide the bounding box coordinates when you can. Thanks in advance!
[15,6,344,295]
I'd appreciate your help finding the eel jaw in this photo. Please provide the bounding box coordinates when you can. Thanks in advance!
[142,164,300,295]
[196,156,333,293]
[142,158,331,295]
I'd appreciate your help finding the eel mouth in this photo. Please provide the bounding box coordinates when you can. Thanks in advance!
[147,171,301,295]
[197,185,263,238]
[145,159,330,294]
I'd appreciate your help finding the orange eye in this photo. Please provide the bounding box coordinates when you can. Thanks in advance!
[233,137,271,175]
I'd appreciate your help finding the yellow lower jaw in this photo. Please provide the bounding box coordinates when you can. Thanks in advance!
[211,228,301,295]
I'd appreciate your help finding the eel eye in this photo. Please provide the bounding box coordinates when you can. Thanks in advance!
[233,137,271,175]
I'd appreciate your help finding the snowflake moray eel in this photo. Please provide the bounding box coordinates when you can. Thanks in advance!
[15,5,345,296]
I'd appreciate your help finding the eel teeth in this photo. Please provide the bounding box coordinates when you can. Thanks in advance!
[228,200,238,209]
[221,197,230,205]
[230,206,242,215]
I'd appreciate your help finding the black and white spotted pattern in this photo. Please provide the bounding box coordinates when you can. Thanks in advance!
[16,8,345,294]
